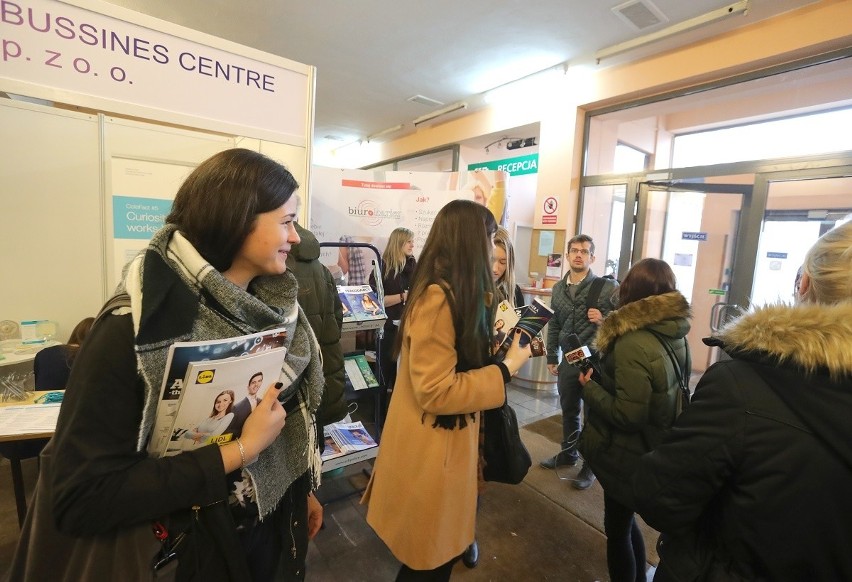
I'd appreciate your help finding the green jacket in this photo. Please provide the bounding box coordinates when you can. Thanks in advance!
[578,291,691,506]
[287,223,347,427]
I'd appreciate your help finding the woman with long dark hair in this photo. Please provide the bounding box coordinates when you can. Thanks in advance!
[578,258,691,582]
[363,199,532,581]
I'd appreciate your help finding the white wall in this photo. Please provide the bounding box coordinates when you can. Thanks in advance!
[1,100,103,341]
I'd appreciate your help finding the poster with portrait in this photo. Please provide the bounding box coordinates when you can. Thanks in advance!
[309,167,509,282]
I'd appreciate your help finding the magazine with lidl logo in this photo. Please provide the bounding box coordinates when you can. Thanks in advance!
[147,327,288,456]
[161,347,288,457]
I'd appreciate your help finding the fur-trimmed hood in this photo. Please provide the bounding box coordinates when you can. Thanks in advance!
[711,301,852,379]
[594,291,691,354]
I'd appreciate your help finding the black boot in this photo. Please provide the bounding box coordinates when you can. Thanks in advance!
[462,539,479,568]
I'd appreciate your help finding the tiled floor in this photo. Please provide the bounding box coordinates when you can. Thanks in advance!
[0,381,564,579]
[506,380,561,426]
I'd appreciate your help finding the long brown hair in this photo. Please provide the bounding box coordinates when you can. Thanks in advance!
[396,200,497,370]
[618,258,677,306]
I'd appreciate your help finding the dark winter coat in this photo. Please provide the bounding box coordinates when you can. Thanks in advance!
[633,301,852,582]
[287,223,347,427]
[579,291,691,507]
[546,270,618,365]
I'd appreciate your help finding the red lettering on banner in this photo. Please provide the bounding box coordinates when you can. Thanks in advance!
[542,215,557,225]
[341,179,411,189]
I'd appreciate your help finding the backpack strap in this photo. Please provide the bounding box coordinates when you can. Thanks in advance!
[648,329,691,414]
[94,293,131,326]
[585,277,607,311]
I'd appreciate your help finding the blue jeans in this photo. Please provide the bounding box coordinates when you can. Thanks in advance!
[557,361,583,456]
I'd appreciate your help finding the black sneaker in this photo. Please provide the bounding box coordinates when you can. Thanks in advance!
[539,451,579,469]
[572,462,596,490]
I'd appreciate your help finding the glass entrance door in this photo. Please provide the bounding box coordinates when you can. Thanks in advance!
[752,171,852,306]
[579,163,852,386]
[629,179,754,379]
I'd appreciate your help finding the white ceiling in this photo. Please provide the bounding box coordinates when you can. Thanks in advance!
[102,0,818,152]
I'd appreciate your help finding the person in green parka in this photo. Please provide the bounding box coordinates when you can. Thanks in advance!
[286,219,348,430]
[578,258,691,582]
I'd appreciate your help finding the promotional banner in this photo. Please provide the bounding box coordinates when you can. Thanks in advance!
[109,157,194,289]
[0,0,311,144]
[468,152,538,229]
[309,167,510,285]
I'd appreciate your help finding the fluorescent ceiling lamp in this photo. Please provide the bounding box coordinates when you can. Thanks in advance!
[595,0,750,62]
[365,124,404,142]
[412,101,468,126]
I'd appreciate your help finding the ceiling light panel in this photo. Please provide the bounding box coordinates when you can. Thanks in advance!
[407,94,444,107]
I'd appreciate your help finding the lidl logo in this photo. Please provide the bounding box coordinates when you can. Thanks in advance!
[195,370,215,384]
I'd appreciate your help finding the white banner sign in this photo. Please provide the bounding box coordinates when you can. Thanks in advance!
[0,0,310,143]
[309,167,508,285]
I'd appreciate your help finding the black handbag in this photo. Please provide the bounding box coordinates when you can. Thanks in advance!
[482,401,532,484]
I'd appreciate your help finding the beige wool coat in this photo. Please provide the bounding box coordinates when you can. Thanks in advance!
[362,284,506,570]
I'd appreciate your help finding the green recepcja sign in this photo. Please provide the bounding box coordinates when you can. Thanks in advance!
[468,153,538,176]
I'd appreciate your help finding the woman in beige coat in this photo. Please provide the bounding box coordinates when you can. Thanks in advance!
[362,200,532,581]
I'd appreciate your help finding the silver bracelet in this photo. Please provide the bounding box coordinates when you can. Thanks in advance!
[235,438,247,469]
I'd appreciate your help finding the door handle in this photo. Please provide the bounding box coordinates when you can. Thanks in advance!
[710,302,744,332]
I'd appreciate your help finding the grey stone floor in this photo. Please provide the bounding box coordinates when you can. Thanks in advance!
[3,381,629,581]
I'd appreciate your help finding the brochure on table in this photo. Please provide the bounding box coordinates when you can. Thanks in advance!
[321,420,378,471]
[343,353,380,391]
[148,327,289,456]
[339,285,387,331]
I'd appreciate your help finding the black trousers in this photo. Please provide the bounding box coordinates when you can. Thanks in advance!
[395,557,458,582]
[603,493,647,582]
[239,473,310,582]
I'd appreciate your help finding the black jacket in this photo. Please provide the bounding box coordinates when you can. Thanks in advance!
[633,301,852,582]
[287,223,347,427]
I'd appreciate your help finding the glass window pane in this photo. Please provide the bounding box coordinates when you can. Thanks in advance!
[672,108,852,167]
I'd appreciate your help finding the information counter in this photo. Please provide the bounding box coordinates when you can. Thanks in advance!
[514,287,556,391]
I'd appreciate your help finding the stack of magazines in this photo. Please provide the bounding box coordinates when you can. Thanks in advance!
[321,420,377,461]
[338,285,386,331]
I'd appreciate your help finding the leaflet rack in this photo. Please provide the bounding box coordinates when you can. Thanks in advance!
[319,241,387,446]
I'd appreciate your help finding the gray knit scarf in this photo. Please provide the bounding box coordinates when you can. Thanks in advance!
[117,225,324,517]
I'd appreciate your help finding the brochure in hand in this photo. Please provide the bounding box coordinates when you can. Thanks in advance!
[492,299,553,361]
[147,327,288,456]
[162,347,288,457]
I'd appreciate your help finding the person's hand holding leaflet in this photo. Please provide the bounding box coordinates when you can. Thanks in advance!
[501,329,533,376]
[221,381,287,472]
